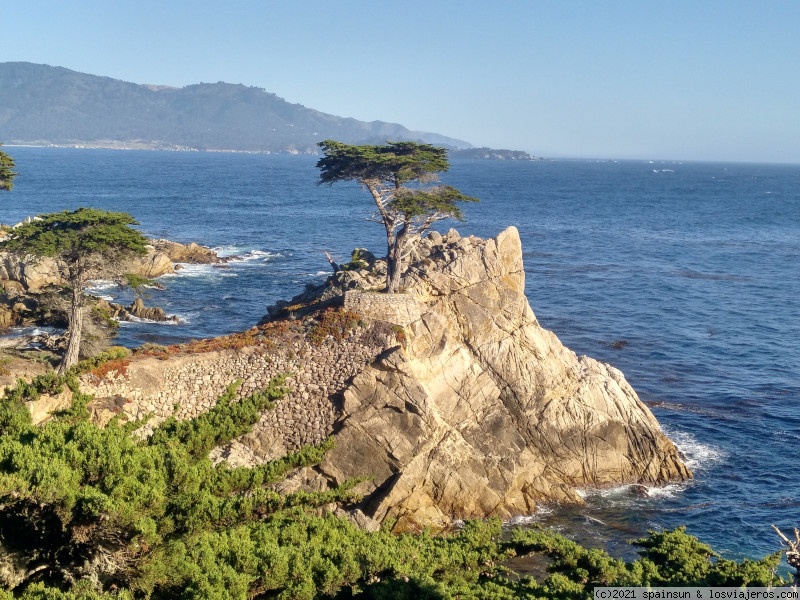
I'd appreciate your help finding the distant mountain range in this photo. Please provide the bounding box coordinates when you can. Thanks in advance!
[0,62,519,156]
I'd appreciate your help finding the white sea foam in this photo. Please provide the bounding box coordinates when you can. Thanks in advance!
[86,279,119,299]
[211,245,242,258]
[0,325,60,339]
[86,279,117,290]
[661,426,725,472]
[576,481,687,504]
[232,249,281,263]
[577,485,634,500]
[162,263,237,280]
[119,315,184,325]
[506,505,555,526]
[506,515,540,526]
[645,483,684,499]
[214,246,282,263]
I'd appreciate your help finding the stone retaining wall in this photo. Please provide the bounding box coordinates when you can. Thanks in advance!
[79,329,388,462]
[343,290,421,327]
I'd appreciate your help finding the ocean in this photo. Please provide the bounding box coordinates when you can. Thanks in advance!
[3,146,799,565]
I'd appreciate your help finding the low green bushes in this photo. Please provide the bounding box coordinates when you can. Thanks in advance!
[0,362,788,598]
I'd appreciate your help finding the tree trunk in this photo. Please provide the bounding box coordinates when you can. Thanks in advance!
[58,283,83,374]
[385,225,408,294]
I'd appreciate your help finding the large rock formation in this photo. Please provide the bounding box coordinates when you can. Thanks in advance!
[46,226,689,532]
[150,239,223,265]
[308,227,690,530]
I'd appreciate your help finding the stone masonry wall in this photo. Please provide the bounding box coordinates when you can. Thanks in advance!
[79,329,388,462]
[343,291,421,327]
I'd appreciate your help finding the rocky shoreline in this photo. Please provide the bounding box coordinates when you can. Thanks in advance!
[0,237,224,341]
[10,226,691,532]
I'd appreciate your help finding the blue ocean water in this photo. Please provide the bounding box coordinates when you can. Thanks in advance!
[4,147,800,564]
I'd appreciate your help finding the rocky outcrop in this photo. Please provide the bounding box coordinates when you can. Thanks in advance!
[124,246,175,279]
[150,239,224,265]
[96,298,179,323]
[0,251,62,292]
[0,239,222,293]
[0,239,220,331]
[51,226,690,531]
[300,227,690,530]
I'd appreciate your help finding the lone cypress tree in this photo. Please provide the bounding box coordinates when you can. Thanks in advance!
[317,140,477,293]
[1,208,148,371]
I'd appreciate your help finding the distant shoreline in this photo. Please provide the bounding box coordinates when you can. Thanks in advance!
[6,142,541,160]
[4,142,296,154]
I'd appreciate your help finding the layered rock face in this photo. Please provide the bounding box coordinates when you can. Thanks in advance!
[310,227,690,530]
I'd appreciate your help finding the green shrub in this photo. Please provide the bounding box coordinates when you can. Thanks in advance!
[0,370,787,598]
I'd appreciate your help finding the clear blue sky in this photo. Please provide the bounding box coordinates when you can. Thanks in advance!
[4,1,800,163]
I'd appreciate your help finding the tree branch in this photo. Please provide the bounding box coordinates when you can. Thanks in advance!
[772,524,800,579]
[324,251,340,273]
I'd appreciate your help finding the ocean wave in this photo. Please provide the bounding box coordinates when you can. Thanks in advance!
[229,249,282,263]
[119,315,185,325]
[661,426,725,471]
[0,325,61,339]
[645,483,685,499]
[162,263,237,279]
[672,269,750,282]
[505,505,555,526]
[647,400,718,417]
[86,279,119,299]
[211,244,242,258]
[86,278,118,290]
[212,245,282,263]
[576,482,688,506]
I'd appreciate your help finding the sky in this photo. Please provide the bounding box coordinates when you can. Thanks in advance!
[3,0,800,163]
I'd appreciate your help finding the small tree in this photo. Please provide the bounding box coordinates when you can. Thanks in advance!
[317,140,477,293]
[0,144,16,191]
[1,208,148,372]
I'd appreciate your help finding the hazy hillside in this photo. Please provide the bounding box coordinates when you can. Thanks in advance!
[0,62,472,153]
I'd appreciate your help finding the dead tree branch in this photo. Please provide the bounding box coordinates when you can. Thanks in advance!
[772,524,800,581]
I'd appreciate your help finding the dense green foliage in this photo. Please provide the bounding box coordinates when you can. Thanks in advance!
[0,375,364,597]
[0,144,15,191]
[0,364,787,598]
[317,141,451,187]
[0,209,148,371]
[316,140,477,293]
[0,209,147,263]
[509,527,784,593]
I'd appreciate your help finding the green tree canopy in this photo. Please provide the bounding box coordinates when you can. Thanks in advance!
[0,208,148,371]
[0,144,16,191]
[317,140,477,293]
